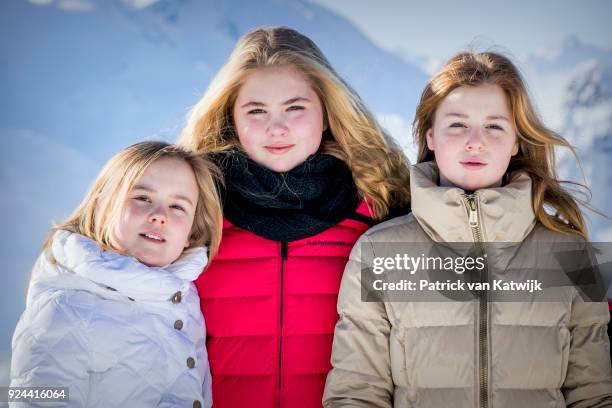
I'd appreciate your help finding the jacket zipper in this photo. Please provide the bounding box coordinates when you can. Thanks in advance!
[465,194,489,408]
[278,241,288,407]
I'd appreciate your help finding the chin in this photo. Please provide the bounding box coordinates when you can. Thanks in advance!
[453,181,483,192]
[464,182,497,191]
[268,162,299,173]
[137,255,165,268]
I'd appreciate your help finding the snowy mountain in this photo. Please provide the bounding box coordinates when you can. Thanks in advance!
[0,128,100,354]
[523,36,612,130]
[557,60,612,240]
[524,36,612,240]
[527,34,612,75]
[0,0,429,381]
[0,0,427,161]
[1,0,609,387]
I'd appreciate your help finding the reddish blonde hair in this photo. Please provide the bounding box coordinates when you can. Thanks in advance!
[413,52,588,238]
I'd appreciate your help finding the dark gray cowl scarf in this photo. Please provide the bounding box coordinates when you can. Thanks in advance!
[211,151,362,242]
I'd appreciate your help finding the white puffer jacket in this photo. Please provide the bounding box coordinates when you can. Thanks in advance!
[10,230,212,408]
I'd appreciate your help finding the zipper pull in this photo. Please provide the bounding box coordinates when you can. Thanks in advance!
[467,196,479,227]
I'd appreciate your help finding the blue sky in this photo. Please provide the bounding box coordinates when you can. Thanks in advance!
[310,0,612,61]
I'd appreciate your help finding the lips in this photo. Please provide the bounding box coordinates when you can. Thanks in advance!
[265,144,294,154]
[139,232,165,243]
[460,158,486,169]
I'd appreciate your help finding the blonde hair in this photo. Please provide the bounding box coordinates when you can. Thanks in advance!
[413,51,588,238]
[45,141,223,263]
[179,26,410,219]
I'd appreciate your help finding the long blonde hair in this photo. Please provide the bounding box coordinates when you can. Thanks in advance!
[179,26,410,219]
[45,141,223,263]
[413,51,588,238]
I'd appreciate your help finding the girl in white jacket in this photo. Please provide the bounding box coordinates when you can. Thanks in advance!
[10,141,222,408]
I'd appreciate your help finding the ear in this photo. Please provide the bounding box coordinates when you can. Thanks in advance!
[511,136,519,156]
[426,128,435,151]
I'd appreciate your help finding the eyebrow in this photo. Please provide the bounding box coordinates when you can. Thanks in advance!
[240,101,265,108]
[283,96,311,105]
[132,185,195,207]
[443,112,510,121]
[239,96,311,109]
[444,112,468,118]
[486,115,510,122]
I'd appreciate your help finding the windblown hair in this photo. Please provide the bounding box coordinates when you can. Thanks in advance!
[44,141,223,263]
[413,51,588,238]
[178,26,410,219]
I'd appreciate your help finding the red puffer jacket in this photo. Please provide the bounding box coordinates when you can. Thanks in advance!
[195,201,373,408]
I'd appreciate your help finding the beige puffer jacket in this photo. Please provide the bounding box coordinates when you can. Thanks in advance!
[323,161,612,408]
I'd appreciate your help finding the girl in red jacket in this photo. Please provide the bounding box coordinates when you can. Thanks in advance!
[179,26,411,407]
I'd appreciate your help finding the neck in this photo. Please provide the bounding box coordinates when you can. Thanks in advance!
[438,170,503,190]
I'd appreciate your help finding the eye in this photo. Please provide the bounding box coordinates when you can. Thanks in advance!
[170,204,186,212]
[287,105,304,111]
[133,195,151,203]
[449,122,466,128]
[486,124,504,131]
[247,108,266,115]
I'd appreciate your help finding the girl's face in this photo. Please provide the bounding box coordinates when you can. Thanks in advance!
[109,157,198,267]
[233,65,325,172]
[426,84,519,191]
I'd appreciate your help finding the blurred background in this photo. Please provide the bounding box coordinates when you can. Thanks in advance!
[1,0,611,388]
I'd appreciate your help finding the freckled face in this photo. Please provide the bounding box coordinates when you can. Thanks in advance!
[233,65,325,172]
[426,84,519,191]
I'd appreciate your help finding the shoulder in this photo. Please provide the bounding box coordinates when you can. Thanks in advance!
[18,290,98,336]
[362,213,427,243]
[344,214,428,262]
[12,291,95,373]
[526,223,587,244]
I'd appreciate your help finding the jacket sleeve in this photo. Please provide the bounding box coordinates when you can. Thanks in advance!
[323,234,394,408]
[10,294,92,407]
[562,294,612,408]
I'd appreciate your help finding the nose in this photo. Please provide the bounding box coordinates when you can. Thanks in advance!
[267,115,289,138]
[465,127,485,152]
[148,206,166,225]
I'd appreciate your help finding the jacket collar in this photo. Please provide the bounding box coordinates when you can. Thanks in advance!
[410,161,536,242]
[42,230,207,301]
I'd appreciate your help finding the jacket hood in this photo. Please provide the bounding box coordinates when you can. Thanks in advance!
[410,161,536,242]
[28,230,208,304]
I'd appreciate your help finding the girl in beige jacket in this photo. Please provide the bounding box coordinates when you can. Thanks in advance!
[324,52,612,408]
